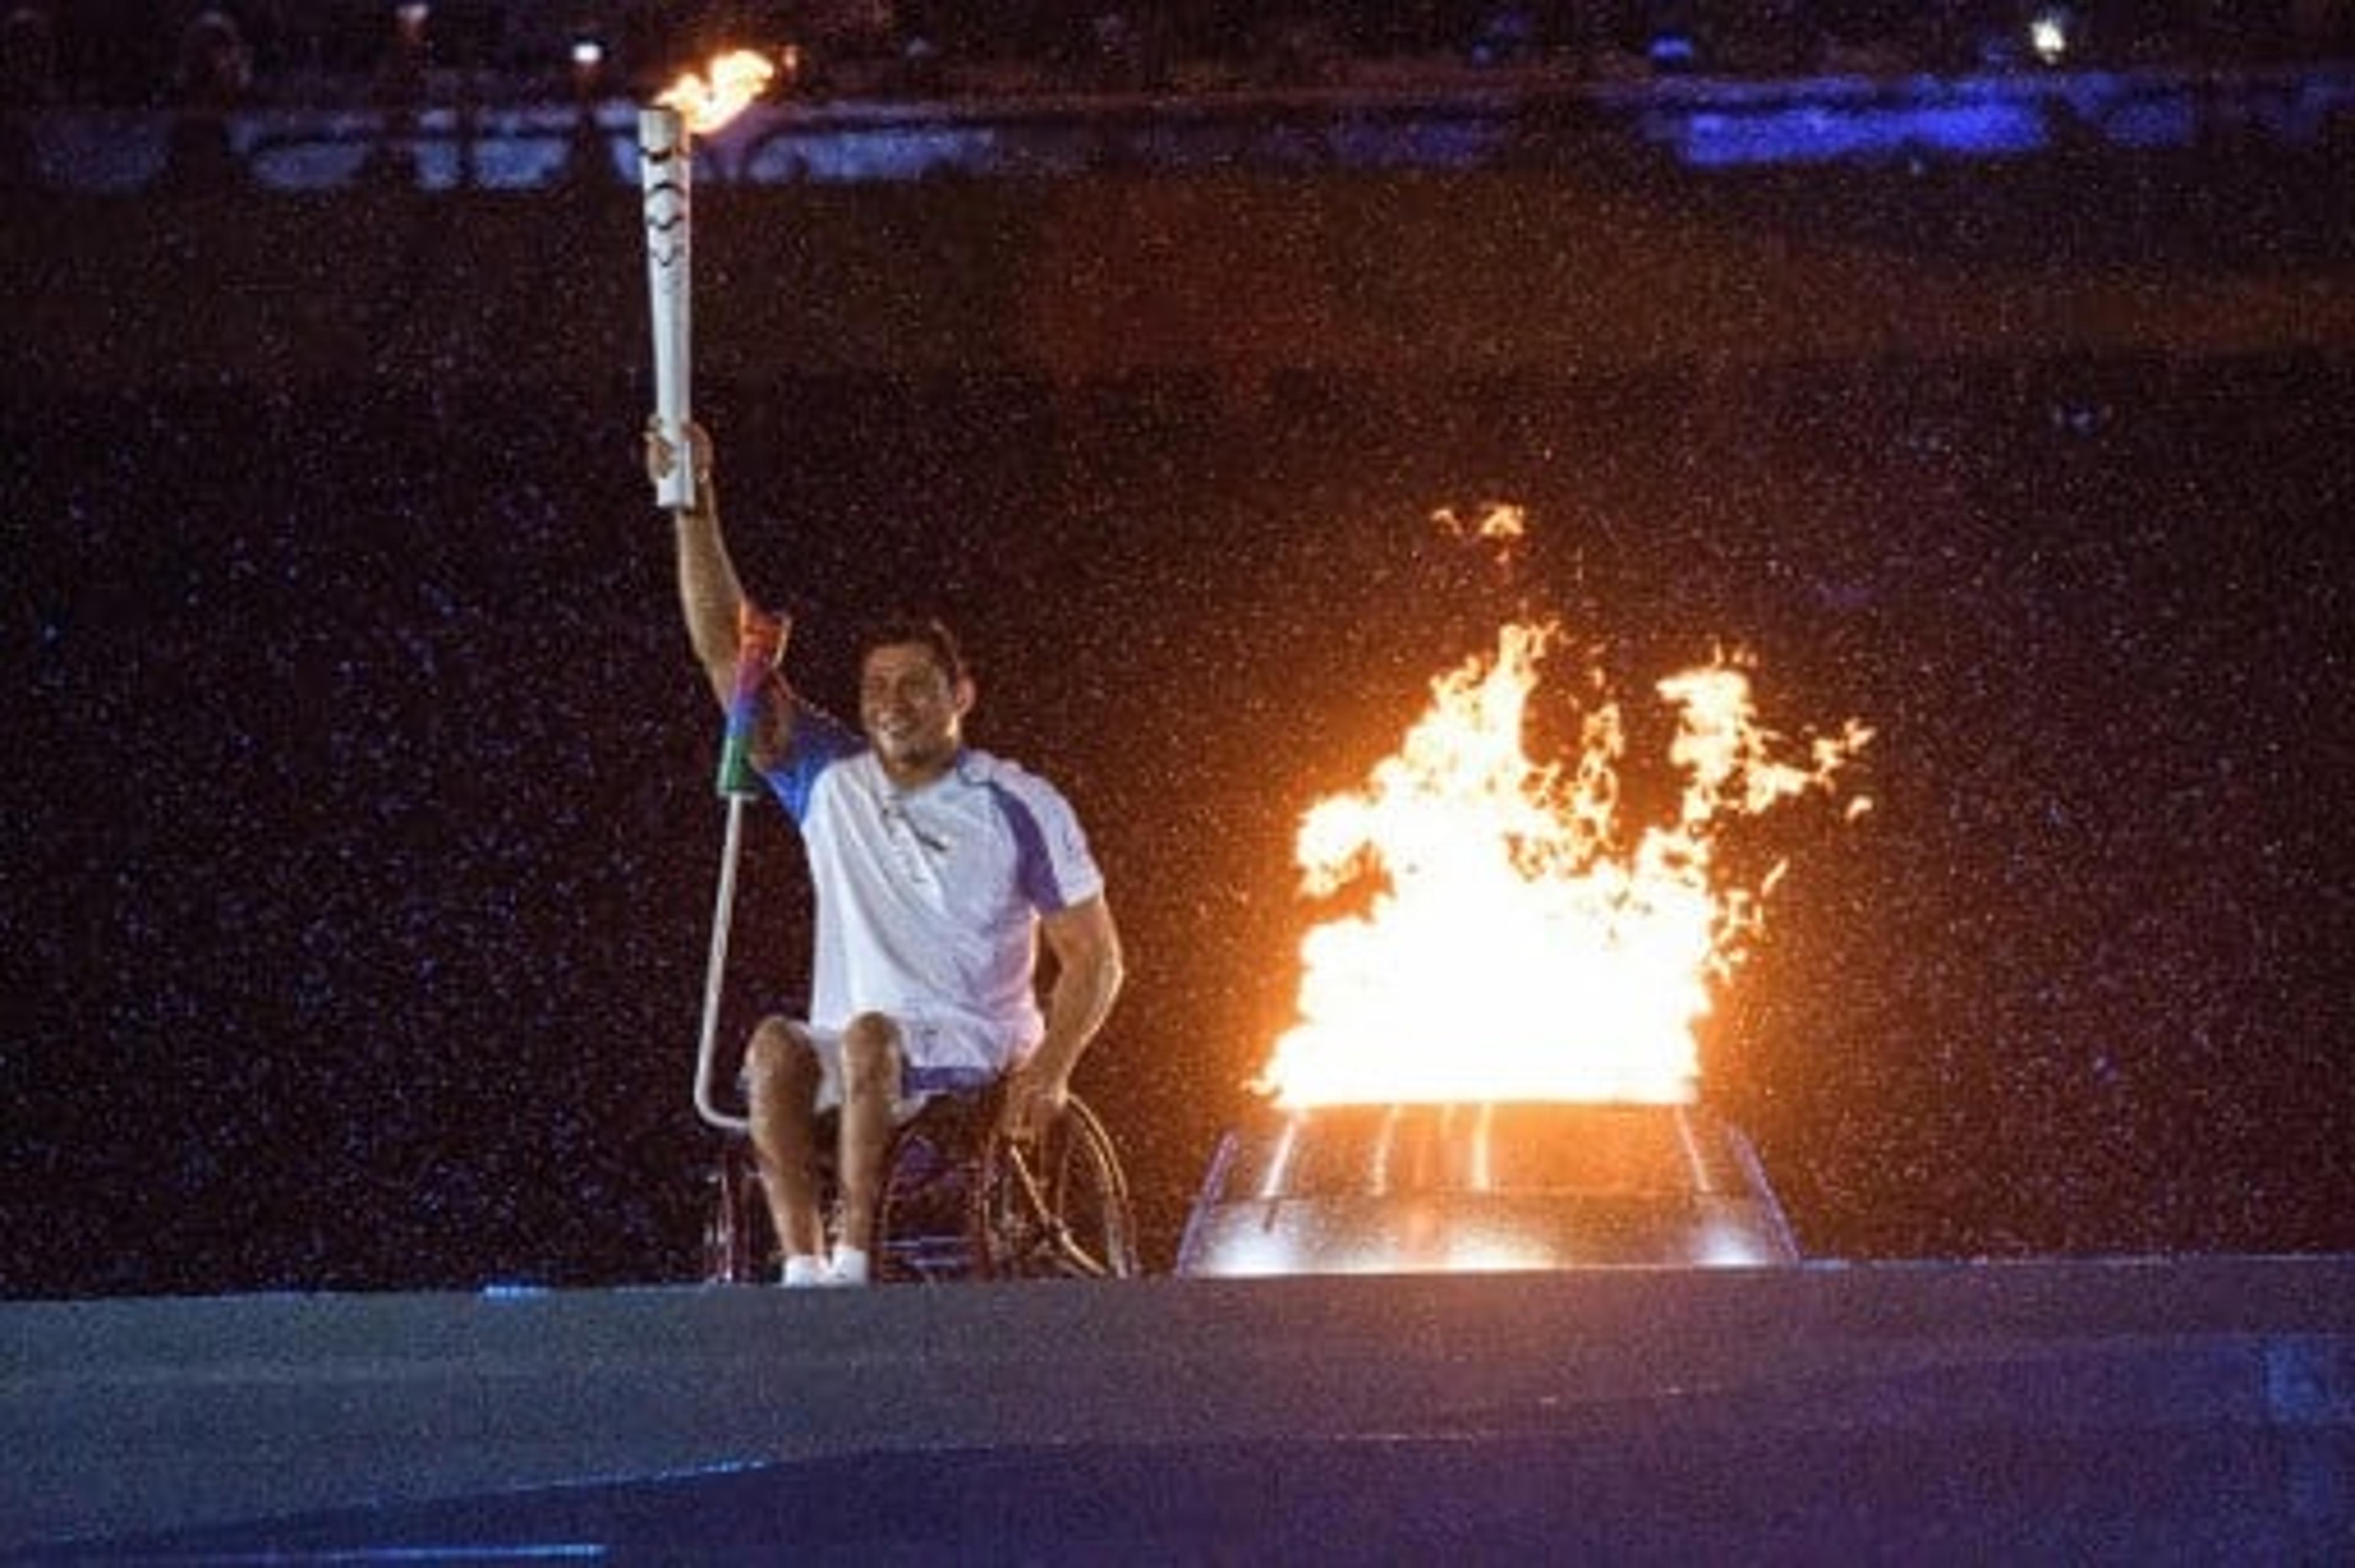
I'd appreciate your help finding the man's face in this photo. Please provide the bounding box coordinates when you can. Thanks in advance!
[859,641,969,779]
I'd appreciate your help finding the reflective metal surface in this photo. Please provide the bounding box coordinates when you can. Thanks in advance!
[1175,1101,1801,1276]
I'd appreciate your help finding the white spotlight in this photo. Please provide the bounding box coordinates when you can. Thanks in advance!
[2029,9,2072,65]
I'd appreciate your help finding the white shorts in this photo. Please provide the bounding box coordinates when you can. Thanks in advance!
[761,1018,1005,1124]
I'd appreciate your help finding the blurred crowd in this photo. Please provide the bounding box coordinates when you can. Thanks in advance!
[2,1,2351,109]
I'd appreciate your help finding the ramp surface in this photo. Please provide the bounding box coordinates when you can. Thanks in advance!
[7,1259,2350,1558]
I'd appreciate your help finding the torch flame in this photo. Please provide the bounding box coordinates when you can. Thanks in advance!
[657,50,776,135]
[1257,609,1870,1111]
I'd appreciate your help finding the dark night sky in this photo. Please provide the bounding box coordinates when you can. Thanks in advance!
[7,183,2355,1295]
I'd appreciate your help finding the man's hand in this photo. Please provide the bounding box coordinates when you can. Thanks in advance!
[996,1061,1070,1143]
[645,416,713,504]
[738,599,792,675]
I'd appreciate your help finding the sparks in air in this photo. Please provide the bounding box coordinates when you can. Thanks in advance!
[1434,502,1528,567]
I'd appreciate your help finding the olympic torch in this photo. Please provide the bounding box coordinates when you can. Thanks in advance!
[640,50,777,513]
[647,52,780,1134]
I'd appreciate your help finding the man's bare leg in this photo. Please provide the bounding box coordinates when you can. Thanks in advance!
[832,1011,903,1282]
[744,1017,827,1275]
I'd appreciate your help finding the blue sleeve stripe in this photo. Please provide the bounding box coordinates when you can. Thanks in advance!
[985,782,1067,913]
[765,698,864,822]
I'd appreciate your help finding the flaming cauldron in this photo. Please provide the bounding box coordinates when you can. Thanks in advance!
[1174,1101,1799,1277]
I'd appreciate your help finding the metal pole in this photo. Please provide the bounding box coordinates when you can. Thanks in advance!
[693,794,751,1133]
[691,605,784,1133]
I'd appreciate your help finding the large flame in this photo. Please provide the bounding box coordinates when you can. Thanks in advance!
[1258,598,1870,1111]
[657,50,776,134]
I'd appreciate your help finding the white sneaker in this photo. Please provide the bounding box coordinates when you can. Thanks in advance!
[826,1245,872,1287]
[780,1254,829,1288]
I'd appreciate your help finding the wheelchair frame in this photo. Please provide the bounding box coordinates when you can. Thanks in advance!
[702,1084,1142,1284]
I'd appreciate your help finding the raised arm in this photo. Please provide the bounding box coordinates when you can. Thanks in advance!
[649,419,795,757]
[649,418,748,706]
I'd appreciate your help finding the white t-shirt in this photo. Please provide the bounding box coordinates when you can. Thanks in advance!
[761,700,1105,1075]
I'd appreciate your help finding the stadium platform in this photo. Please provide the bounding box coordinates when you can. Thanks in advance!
[6,1256,2350,1558]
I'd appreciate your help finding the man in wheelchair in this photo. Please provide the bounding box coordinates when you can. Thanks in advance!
[654,421,1125,1287]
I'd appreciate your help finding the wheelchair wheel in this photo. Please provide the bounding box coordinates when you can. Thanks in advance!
[702,1141,764,1285]
[871,1098,992,1283]
[975,1095,1141,1280]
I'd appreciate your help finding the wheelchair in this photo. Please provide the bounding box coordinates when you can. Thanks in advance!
[702,1079,1142,1285]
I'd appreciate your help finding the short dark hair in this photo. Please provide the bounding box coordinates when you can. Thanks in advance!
[856,614,967,685]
